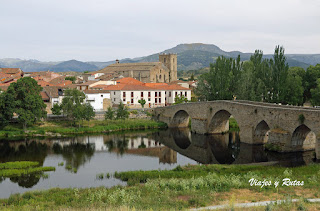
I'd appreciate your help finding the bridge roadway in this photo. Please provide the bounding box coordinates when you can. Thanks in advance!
[153,100,320,159]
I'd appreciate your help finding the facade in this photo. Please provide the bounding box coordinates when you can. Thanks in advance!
[83,90,111,111]
[99,77,191,108]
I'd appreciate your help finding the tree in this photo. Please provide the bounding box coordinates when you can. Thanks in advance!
[283,71,304,105]
[60,89,95,126]
[7,77,47,131]
[61,89,86,120]
[303,64,320,102]
[310,78,320,106]
[0,89,15,128]
[270,45,289,103]
[105,107,114,120]
[116,102,129,119]
[174,95,188,104]
[51,104,61,115]
[138,99,146,110]
[65,76,76,83]
[189,73,195,81]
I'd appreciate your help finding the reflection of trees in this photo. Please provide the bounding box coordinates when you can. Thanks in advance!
[0,140,48,165]
[53,142,95,171]
[105,136,129,155]
[10,174,42,188]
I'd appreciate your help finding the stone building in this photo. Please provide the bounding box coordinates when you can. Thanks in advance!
[92,54,177,83]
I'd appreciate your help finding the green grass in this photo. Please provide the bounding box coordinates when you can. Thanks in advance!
[229,117,240,131]
[0,119,167,139]
[1,164,319,210]
[0,161,55,177]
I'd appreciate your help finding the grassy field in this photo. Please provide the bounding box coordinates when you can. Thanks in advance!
[0,119,167,139]
[1,164,319,210]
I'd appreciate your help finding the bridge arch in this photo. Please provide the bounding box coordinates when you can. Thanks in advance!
[253,120,270,144]
[208,110,239,134]
[291,124,316,151]
[170,110,190,128]
[171,128,191,150]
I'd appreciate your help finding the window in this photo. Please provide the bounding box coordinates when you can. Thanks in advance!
[123,98,125,101]
[159,98,161,103]
[148,92,151,97]
[148,98,151,101]
[114,98,116,101]
[155,98,157,103]
[155,92,157,97]
[141,92,143,97]
[175,92,177,96]
[181,92,183,96]
[101,95,103,97]
[123,92,126,97]
[169,92,171,97]
[131,99,133,104]
[114,92,115,95]
[159,92,161,97]
[185,92,187,96]
[164,58,166,63]
[131,92,134,97]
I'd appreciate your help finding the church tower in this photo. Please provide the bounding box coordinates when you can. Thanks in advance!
[159,53,177,82]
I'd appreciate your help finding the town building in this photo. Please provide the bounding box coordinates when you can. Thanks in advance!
[91,54,177,83]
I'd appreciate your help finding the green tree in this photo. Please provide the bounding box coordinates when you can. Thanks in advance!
[174,95,189,104]
[61,89,86,120]
[283,70,304,105]
[189,73,195,81]
[7,77,47,131]
[303,64,320,102]
[65,76,76,83]
[72,103,95,128]
[0,89,15,128]
[51,104,61,115]
[116,102,129,119]
[270,45,289,103]
[310,78,320,106]
[138,99,146,110]
[105,107,114,120]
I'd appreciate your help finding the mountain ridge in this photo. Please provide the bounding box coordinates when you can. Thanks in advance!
[0,43,319,72]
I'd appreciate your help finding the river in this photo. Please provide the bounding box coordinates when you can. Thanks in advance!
[0,128,317,198]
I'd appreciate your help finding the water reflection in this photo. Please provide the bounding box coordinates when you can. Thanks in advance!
[154,128,315,166]
[0,129,317,197]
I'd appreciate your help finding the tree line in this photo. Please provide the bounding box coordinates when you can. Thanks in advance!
[195,46,320,106]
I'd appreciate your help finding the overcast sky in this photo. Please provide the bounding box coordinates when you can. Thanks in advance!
[1,0,319,61]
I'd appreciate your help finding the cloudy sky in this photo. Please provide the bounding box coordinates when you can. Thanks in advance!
[1,0,319,61]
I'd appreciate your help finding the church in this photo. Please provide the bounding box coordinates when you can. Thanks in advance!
[93,54,177,83]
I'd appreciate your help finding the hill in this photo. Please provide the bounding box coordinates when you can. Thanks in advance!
[0,44,319,72]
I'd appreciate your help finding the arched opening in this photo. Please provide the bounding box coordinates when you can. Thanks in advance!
[254,120,270,144]
[209,133,240,164]
[208,110,239,134]
[291,124,316,151]
[171,128,191,150]
[170,110,190,128]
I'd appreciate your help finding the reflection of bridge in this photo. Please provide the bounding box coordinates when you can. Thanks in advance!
[153,129,315,166]
[153,100,320,159]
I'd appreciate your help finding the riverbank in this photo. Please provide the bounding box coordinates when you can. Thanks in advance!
[0,119,167,139]
[1,164,319,210]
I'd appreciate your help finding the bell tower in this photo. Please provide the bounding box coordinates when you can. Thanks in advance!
[159,53,177,82]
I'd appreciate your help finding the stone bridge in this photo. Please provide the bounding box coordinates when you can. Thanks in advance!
[153,100,320,159]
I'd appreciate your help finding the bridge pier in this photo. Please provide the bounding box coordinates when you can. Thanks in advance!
[317,137,320,160]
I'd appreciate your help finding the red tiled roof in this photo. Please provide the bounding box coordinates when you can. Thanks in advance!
[40,91,50,101]
[116,77,144,85]
[0,68,22,74]
[83,90,110,94]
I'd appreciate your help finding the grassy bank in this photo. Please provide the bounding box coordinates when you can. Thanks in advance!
[0,161,55,177]
[229,117,240,132]
[1,164,319,210]
[0,119,167,139]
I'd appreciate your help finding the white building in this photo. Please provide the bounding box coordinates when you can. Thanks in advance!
[100,77,191,108]
[83,90,111,111]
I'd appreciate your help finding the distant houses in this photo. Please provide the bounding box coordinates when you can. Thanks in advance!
[1,54,195,113]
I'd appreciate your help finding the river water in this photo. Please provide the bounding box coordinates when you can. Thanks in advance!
[0,128,317,198]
